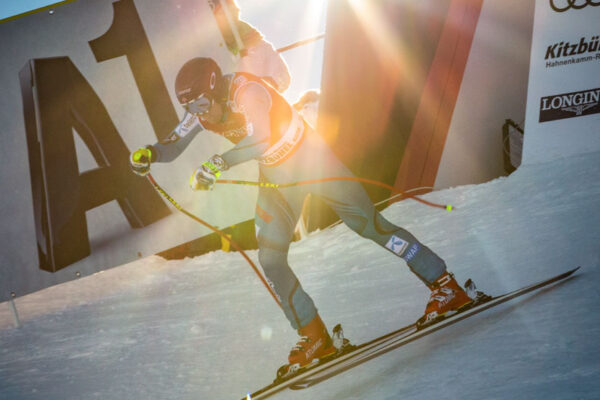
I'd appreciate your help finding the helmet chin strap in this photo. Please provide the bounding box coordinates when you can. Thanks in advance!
[217,74,234,104]
[219,103,229,123]
[213,75,234,123]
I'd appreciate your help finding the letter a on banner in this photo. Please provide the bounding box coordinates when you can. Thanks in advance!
[19,57,170,272]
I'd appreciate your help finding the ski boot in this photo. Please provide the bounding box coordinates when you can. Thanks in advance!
[275,314,338,381]
[417,271,474,329]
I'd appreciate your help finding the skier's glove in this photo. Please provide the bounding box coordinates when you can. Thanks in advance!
[189,155,229,191]
[129,146,156,176]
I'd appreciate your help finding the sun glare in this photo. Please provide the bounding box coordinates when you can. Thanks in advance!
[347,0,426,95]
[292,0,328,84]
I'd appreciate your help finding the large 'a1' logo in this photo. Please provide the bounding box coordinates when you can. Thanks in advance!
[550,0,600,12]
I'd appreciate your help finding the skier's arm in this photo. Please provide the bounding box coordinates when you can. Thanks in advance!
[130,112,203,176]
[235,23,291,92]
[220,83,272,167]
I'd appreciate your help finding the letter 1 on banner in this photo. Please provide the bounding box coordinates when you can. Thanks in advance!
[19,57,170,272]
[89,0,179,142]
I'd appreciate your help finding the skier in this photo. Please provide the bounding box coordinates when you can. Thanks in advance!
[129,57,473,375]
[209,0,290,92]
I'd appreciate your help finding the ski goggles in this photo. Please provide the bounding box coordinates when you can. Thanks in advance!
[182,94,213,116]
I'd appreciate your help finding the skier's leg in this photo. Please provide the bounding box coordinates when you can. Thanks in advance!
[313,179,472,325]
[255,186,317,330]
[256,186,337,367]
[313,180,446,285]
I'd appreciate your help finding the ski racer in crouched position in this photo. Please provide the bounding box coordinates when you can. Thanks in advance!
[129,57,473,376]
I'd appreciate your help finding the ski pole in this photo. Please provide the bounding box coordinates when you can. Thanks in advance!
[146,173,282,309]
[216,177,454,211]
[277,33,325,53]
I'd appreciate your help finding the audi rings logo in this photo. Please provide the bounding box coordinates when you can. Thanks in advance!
[550,0,600,12]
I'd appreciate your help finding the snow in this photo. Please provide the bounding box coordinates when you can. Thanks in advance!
[1,149,599,400]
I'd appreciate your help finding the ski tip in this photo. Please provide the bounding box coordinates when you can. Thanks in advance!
[553,266,581,282]
[290,381,311,390]
[567,266,581,275]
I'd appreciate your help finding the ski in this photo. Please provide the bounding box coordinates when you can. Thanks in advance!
[242,267,579,399]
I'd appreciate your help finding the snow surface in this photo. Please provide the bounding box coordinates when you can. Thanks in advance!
[1,150,599,400]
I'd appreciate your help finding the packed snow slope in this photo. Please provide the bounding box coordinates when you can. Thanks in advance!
[1,150,599,400]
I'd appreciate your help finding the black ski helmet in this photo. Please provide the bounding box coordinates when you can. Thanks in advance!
[175,57,222,104]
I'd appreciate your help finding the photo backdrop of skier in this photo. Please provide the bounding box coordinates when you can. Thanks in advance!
[1,0,537,303]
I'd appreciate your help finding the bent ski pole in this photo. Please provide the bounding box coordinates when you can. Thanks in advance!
[216,177,454,211]
[146,173,282,309]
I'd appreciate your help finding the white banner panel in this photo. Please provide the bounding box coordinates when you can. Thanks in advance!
[523,0,600,165]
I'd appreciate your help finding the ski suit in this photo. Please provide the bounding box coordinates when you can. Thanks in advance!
[151,73,447,330]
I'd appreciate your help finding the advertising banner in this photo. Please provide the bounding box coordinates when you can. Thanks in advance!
[523,0,600,165]
[0,0,257,301]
